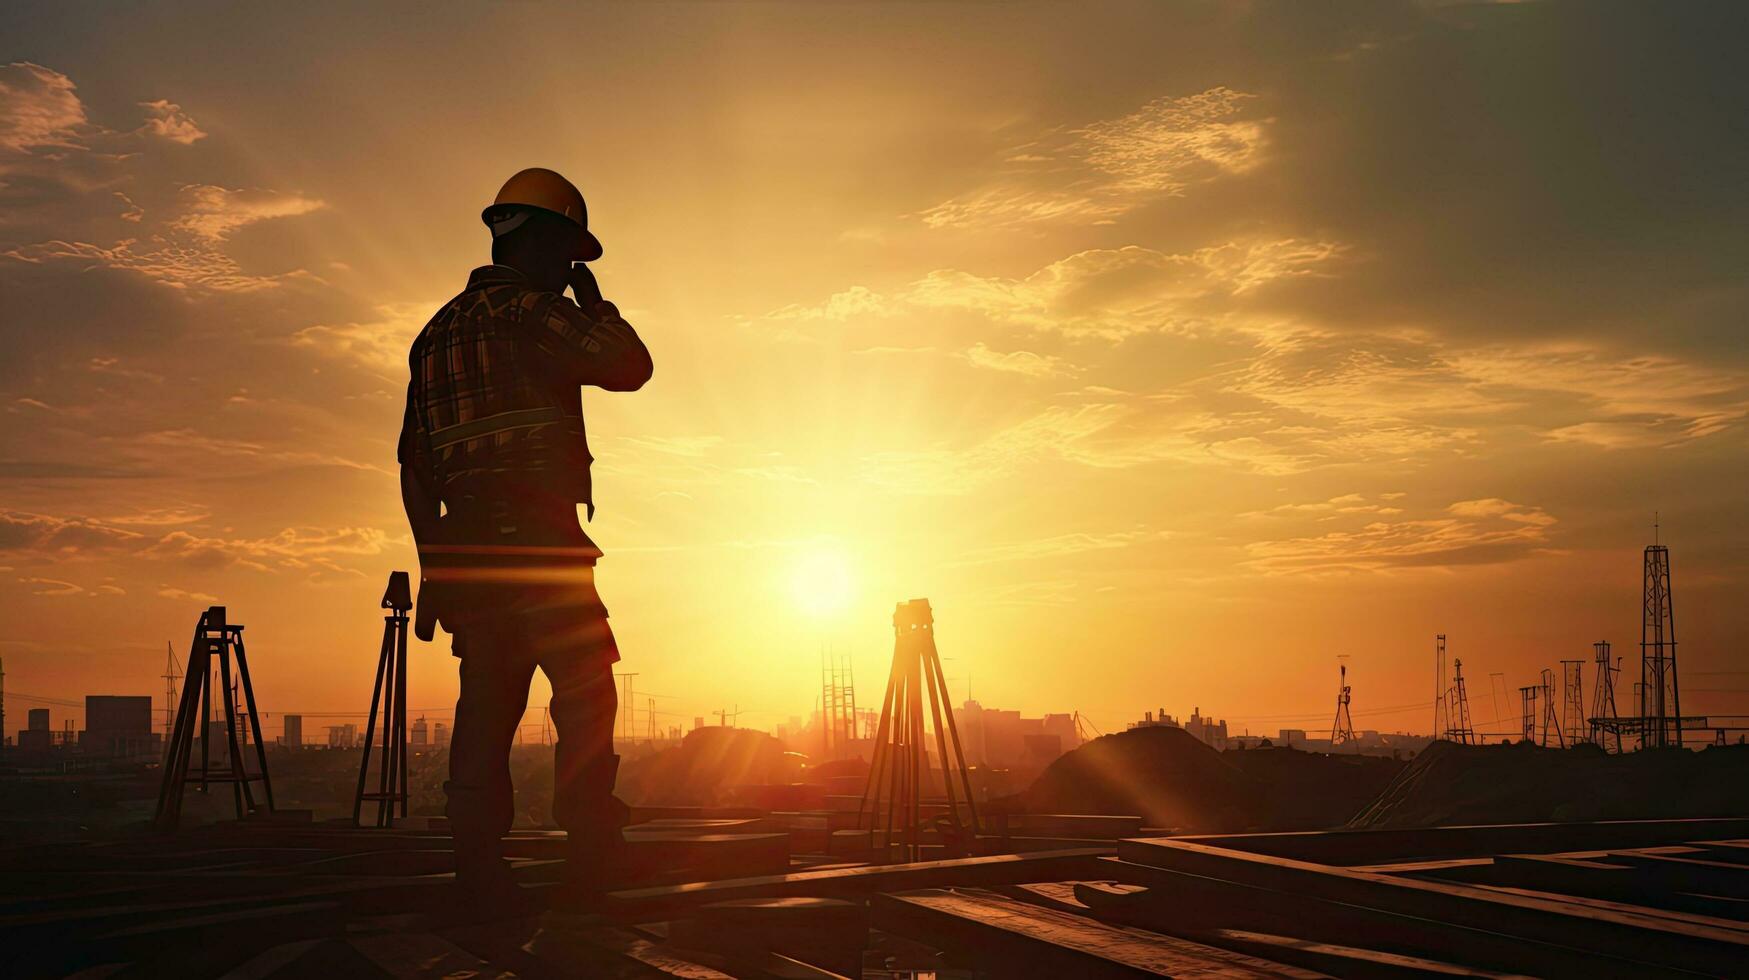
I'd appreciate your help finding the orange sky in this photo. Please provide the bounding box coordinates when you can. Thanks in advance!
[2,2,1746,743]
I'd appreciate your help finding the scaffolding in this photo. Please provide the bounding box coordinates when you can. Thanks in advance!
[820,647,859,761]
[1539,668,1565,747]
[1519,685,1538,745]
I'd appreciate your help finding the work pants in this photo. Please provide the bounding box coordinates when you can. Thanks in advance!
[444,605,626,878]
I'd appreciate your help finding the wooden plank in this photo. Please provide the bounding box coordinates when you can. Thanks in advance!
[349,932,520,979]
[1119,838,1749,976]
[1176,818,1749,866]
[1411,854,1749,924]
[1208,929,1534,979]
[1087,858,1668,980]
[606,847,1111,920]
[872,887,1323,978]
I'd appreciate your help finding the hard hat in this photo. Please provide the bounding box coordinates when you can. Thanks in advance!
[482,167,603,261]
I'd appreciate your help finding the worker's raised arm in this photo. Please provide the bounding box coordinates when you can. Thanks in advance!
[522,292,654,392]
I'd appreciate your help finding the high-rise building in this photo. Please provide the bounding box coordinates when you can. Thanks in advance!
[83,695,154,757]
[411,715,428,747]
[283,714,303,748]
[19,707,52,750]
[433,721,450,747]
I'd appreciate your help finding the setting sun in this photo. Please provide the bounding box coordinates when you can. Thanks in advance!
[789,546,855,619]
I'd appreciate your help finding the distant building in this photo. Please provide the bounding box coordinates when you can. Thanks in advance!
[953,701,1081,771]
[411,716,428,747]
[283,714,303,748]
[326,723,358,749]
[433,721,450,748]
[1129,706,1228,749]
[83,695,154,757]
[19,707,51,751]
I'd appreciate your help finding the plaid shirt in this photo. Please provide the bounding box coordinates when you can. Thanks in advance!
[398,265,652,521]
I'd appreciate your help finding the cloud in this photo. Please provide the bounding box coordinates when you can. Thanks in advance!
[760,241,1344,340]
[918,87,1267,229]
[0,62,87,152]
[3,236,317,292]
[948,528,1168,567]
[136,99,205,144]
[292,301,432,374]
[961,342,1074,378]
[168,184,325,242]
[0,510,146,554]
[157,585,219,602]
[144,526,389,577]
[17,576,84,597]
[1245,497,1560,575]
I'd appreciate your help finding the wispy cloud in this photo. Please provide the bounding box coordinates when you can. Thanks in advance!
[1245,498,1560,575]
[136,99,205,144]
[918,87,1267,229]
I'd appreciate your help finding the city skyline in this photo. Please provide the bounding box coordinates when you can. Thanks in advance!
[3,2,1747,740]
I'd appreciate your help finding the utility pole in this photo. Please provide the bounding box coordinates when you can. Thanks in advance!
[162,641,182,739]
[1446,658,1475,745]
[1560,659,1585,745]
[646,697,656,742]
[1539,668,1565,747]
[1433,635,1448,740]
[1589,641,1622,752]
[616,673,639,742]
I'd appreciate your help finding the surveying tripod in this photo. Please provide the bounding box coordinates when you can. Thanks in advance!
[155,605,275,830]
[354,571,412,827]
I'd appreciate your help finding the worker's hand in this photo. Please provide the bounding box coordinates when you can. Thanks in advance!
[567,262,604,307]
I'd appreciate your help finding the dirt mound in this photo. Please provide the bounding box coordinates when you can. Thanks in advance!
[1351,740,1749,829]
[1224,745,1405,829]
[1008,726,1265,832]
[615,728,800,807]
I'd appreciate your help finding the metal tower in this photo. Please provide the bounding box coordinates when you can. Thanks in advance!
[1560,659,1585,745]
[1432,634,1448,741]
[1330,662,1356,750]
[1640,540,1683,748]
[1519,685,1538,744]
[1445,658,1475,745]
[161,641,182,738]
[858,599,979,862]
[1539,668,1565,747]
[1589,641,1623,753]
[156,605,274,829]
[821,647,858,760]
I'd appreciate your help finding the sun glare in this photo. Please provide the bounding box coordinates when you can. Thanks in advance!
[790,546,855,619]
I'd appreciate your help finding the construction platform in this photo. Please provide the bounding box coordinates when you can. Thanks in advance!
[4,814,1749,977]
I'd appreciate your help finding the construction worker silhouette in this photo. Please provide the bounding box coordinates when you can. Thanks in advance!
[398,168,652,908]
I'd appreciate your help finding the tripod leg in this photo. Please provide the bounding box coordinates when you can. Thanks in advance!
[199,641,212,794]
[155,620,208,829]
[376,619,396,828]
[235,634,275,811]
[218,640,248,819]
[353,618,391,827]
[927,644,980,834]
[394,614,410,821]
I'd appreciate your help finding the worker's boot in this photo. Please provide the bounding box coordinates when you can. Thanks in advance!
[454,845,541,919]
[552,793,632,912]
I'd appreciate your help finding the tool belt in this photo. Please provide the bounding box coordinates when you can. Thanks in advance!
[414,497,605,643]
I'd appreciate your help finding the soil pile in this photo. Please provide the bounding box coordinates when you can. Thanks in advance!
[1224,745,1405,829]
[1008,727,1265,832]
[615,727,799,807]
[1350,740,1749,829]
